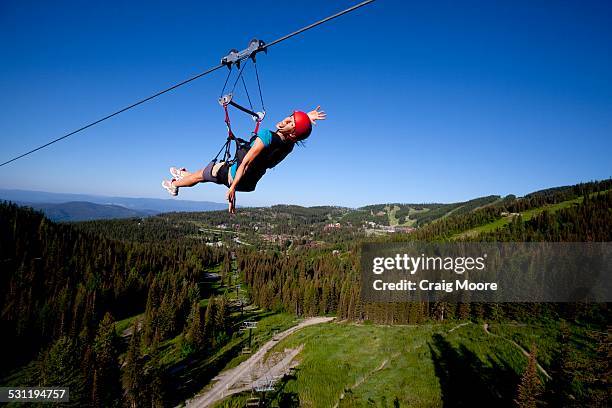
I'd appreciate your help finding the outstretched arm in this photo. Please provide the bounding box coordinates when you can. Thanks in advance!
[225,138,265,213]
[307,106,327,124]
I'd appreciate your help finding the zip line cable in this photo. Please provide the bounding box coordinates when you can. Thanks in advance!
[0,0,375,168]
[0,65,224,168]
[262,0,375,50]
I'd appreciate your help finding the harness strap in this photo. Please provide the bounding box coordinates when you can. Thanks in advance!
[253,119,262,135]
[212,138,232,163]
[223,104,234,139]
[213,63,265,164]
[211,104,235,163]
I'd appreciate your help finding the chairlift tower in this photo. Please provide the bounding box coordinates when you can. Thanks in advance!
[240,320,257,350]
[249,374,281,407]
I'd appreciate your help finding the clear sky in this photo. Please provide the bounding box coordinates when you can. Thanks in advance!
[1,0,610,207]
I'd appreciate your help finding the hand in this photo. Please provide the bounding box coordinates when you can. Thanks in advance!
[307,106,327,124]
[226,188,236,214]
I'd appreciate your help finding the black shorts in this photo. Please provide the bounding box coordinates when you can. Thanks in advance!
[202,161,230,188]
[201,161,260,192]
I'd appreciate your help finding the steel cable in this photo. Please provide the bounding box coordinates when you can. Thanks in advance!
[0,0,375,167]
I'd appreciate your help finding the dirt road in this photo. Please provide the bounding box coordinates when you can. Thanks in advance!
[185,316,335,407]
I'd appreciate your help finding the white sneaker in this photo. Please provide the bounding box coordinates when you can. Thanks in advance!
[161,179,178,196]
[170,167,187,180]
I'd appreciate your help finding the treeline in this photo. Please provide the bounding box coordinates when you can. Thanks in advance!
[19,291,233,407]
[163,204,349,230]
[239,183,612,325]
[412,195,501,226]
[523,179,612,201]
[78,205,363,251]
[480,190,612,242]
[22,313,142,407]
[239,249,347,316]
[76,216,200,243]
[408,179,612,240]
[0,202,220,375]
[410,206,501,240]
[341,207,392,226]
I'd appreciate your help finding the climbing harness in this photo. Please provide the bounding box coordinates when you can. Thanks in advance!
[212,39,267,166]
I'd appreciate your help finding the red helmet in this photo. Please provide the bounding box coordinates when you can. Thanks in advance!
[292,111,312,141]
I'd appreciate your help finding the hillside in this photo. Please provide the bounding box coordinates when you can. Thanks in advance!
[214,320,605,407]
[341,195,502,228]
[1,179,610,407]
[16,201,156,221]
[72,179,612,250]
[0,188,227,214]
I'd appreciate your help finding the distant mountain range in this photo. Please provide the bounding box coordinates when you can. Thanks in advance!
[0,189,227,221]
[16,201,157,222]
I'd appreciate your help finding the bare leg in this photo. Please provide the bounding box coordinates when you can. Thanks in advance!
[173,169,205,187]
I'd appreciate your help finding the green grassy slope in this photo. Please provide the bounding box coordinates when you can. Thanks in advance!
[213,320,591,408]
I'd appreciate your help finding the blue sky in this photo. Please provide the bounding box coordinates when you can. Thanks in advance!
[1,0,610,207]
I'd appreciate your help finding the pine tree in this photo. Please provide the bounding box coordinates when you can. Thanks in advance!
[123,322,145,408]
[92,313,122,407]
[545,323,575,406]
[203,296,216,348]
[514,344,542,408]
[146,338,165,408]
[457,302,471,320]
[184,301,204,351]
[37,336,86,407]
[222,252,232,286]
[581,331,611,406]
[471,303,485,320]
[215,296,229,336]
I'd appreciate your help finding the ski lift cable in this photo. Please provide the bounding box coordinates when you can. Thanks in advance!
[0,0,375,168]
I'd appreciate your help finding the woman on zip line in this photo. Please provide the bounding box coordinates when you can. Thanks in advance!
[161,107,326,213]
